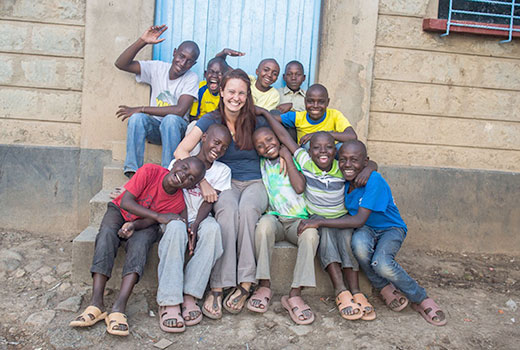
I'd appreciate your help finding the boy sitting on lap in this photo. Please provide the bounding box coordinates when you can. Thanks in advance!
[298,140,447,326]
[70,158,206,336]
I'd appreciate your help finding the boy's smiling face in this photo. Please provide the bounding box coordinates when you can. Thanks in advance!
[205,61,226,95]
[164,158,205,192]
[253,127,280,159]
[200,124,231,164]
[338,141,368,181]
[309,133,335,172]
[283,62,305,92]
[255,59,280,91]
[305,85,330,121]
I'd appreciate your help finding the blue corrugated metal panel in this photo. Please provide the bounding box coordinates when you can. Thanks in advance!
[153,0,322,90]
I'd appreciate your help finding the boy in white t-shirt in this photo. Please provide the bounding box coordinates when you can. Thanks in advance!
[114,24,200,178]
[157,124,232,333]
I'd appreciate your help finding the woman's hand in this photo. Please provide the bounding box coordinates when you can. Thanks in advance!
[200,179,218,203]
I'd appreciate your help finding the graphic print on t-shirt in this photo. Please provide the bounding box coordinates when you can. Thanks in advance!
[156,91,173,107]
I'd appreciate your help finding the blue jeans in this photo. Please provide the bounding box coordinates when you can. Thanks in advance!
[124,113,188,173]
[351,225,427,303]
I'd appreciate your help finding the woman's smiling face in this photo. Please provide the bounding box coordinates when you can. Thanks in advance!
[220,78,248,114]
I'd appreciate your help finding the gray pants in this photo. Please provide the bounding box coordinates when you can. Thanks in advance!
[156,217,223,306]
[255,214,319,288]
[319,226,359,271]
[210,179,268,288]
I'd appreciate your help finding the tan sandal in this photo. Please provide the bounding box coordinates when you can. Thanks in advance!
[335,290,363,320]
[353,293,376,321]
[69,305,107,327]
[105,312,129,336]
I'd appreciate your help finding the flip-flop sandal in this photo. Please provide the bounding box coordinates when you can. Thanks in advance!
[247,286,272,313]
[380,283,409,312]
[202,291,223,320]
[335,290,363,321]
[223,285,250,314]
[353,293,376,321]
[109,186,126,200]
[281,295,315,325]
[69,305,107,327]
[159,305,185,333]
[411,297,447,326]
[105,312,129,336]
[182,296,203,326]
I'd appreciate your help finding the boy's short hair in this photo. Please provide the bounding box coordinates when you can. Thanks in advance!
[252,126,274,139]
[206,57,228,72]
[206,123,232,141]
[309,131,334,145]
[284,60,304,73]
[178,41,200,60]
[307,84,328,97]
[257,58,279,69]
[340,140,367,158]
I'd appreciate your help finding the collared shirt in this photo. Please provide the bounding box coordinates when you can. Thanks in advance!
[293,148,347,219]
[277,86,306,112]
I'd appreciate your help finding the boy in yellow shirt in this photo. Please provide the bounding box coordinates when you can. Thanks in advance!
[189,57,230,121]
[279,84,357,149]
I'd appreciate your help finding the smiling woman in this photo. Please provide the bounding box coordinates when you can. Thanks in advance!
[174,69,271,318]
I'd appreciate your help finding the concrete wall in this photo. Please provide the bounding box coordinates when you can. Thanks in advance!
[0,0,85,148]
[0,0,152,233]
[369,0,520,172]
[317,0,519,255]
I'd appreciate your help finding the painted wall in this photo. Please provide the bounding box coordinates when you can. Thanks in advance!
[0,0,84,148]
[369,0,520,172]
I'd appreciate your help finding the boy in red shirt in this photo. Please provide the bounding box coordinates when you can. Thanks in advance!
[70,157,206,336]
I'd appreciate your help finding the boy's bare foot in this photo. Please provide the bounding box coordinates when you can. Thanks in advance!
[223,283,250,314]
[202,290,223,319]
[182,295,202,326]
[380,283,409,312]
[159,305,185,333]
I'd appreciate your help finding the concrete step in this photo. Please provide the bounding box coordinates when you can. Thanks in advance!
[111,140,162,164]
[89,189,112,227]
[72,227,371,296]
[102,162,128,190]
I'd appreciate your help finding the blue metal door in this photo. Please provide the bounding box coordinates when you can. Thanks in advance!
[153,0,322,90]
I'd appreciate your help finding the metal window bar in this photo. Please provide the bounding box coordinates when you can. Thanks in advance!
[442,0,519,43]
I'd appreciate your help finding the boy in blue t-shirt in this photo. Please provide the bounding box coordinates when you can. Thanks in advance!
[298,140,447,326]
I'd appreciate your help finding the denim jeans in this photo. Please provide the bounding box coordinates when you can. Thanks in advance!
[351,225,427,303]
[156,217,223,306]
[124,113,188,173]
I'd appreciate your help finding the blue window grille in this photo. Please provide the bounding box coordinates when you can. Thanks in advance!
[441,0,519,43]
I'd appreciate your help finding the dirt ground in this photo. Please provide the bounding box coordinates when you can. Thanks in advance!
[0,229,519,350]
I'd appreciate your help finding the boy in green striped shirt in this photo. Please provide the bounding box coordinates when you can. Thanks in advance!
[262,108,378,322]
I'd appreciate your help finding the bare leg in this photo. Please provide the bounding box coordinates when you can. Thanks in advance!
[343,268,360,294]
[90,273,107,310]
[326,262,347,296]
[112,272,138,314]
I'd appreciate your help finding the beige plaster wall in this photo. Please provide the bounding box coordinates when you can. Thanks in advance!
[317,0,380,142]
[80,0,154,151]
[369,0,520,172]
[0,0,85,147]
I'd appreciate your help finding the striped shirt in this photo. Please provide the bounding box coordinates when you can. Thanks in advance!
[294,148,347,218]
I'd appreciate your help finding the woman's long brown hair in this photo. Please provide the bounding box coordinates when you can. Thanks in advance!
[218,69,256,150]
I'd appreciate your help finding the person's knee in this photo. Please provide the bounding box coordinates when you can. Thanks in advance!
[199,220,221,243]
[298,229,319,247]
[127,113,148,128]
[160,114,185,130]
[371,254,396,278]
[351,230,371,260]
[163,221,187,243]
